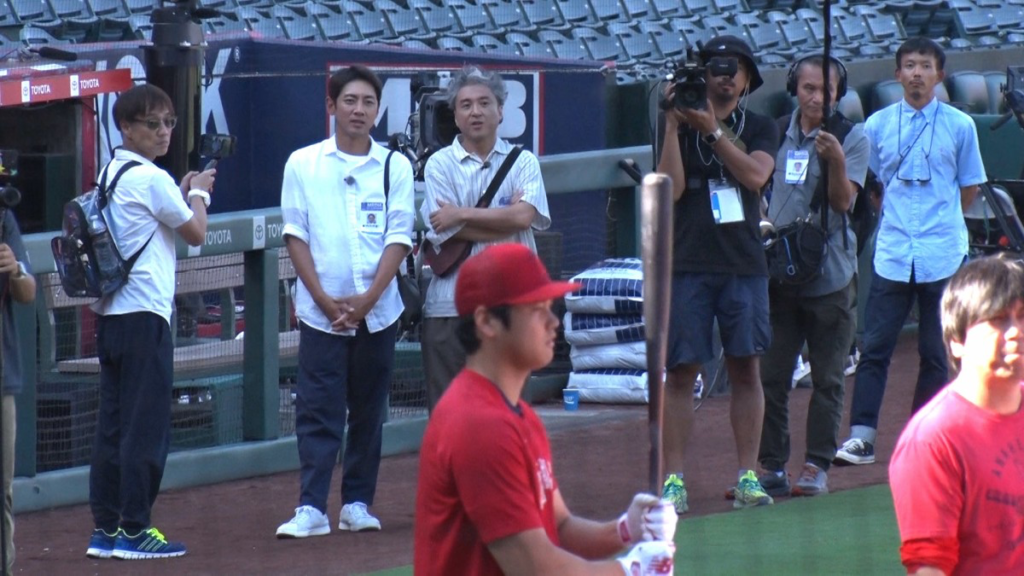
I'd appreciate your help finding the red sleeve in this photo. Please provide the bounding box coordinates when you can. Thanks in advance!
[450,419,544,544]
[901,537,959,575]
[889,430,964,545]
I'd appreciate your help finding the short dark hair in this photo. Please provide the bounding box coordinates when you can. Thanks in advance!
[113,83,174,131]
[328,65,383,103]
[941,255,1024,372]
[896,37,946,71]
[455,305,512,355]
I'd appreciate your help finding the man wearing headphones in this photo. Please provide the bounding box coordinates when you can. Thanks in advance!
[757,54,869,498]
[656,35,779,513]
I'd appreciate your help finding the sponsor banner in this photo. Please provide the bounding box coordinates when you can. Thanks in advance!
[0,69,132,107]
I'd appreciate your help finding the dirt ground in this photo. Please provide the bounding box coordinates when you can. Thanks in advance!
[13,331,921,576]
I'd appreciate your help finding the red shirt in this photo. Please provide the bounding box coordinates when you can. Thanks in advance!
[889,384,1024,575]
[414,369,559,576]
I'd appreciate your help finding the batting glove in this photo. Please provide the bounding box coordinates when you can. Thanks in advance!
[617,493,678,545]
[617,540,675,575]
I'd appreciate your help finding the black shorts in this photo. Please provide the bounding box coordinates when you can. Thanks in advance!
[667,272,771,367]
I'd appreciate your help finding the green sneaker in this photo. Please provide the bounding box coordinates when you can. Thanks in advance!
[733,470,774,509]
[662,473,688,514]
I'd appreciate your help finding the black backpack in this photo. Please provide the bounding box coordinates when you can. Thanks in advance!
[775,112,878,257]
[51,161,153,298]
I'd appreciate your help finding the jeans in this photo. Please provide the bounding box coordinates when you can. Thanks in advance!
[759,281,855,472]
[89,312,173,534]
[295,320,397,514]
[848,270,949,443]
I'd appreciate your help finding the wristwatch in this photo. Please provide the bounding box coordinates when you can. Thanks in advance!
[13,261,26,279]
[703,127,724,146]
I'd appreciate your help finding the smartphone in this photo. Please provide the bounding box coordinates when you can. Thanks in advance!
[204,159,218,171]
[199,133,237,159]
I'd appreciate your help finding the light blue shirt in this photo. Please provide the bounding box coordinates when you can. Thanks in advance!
[864,98,987,283]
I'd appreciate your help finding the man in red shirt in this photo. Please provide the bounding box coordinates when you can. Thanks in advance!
[889,255,1024,575]
[414,244,677,575]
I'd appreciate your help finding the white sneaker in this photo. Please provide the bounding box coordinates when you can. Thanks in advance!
[339,502,381,532]
[276,505,330,538]
[791,355,812,389]
[844,348,861,377]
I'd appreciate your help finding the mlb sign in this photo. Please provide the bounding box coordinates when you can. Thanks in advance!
[327,64,542,154]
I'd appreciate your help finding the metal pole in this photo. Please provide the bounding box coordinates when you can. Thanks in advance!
[641,173,673,494]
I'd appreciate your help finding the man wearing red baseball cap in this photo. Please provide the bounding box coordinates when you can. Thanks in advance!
[414,244,677,575]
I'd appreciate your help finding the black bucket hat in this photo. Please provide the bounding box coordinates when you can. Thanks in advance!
[699,35,764,93]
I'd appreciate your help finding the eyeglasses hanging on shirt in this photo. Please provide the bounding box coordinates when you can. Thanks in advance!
[895,103,940,184]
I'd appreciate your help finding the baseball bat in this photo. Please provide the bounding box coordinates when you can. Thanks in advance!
[641,173,674,495]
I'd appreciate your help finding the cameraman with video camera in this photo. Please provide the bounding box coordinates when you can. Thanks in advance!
[656,35,779,513]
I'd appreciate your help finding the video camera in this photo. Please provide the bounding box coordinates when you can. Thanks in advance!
[0,150,21,209]
[1002,66,1024,116]
[387,72,461,181]
[662,47,738,111]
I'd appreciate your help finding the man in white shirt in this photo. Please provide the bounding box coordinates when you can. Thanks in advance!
[276,66,415,538]
[86,83,214,561]
[420,66,551,412]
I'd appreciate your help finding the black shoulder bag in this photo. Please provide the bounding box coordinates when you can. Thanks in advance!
[383,151,422,333]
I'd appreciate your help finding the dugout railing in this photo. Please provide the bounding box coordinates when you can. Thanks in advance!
[11,144,654,513]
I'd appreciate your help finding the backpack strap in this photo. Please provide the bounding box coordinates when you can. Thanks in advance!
[476,146,523,208]
[97,160,153,265]
[382,150,415,280]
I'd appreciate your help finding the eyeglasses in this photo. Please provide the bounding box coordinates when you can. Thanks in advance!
[133,116,177,131]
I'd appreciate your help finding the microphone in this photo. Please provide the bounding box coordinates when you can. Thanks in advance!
[0,185,21,208]
[481,161,491,170]
[29,46,77,62]
[344,176,355,185]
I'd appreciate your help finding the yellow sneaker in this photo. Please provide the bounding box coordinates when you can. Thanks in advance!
[662,473,689,514]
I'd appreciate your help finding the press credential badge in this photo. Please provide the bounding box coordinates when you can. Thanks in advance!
[785,150,809,185]
[710,179,744,225]
[359,201,385,234]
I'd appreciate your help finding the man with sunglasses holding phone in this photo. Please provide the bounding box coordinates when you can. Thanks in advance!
[834,37,987,467]
[86,83,215,560]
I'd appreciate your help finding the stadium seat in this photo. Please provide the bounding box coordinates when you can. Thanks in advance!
[995,7,1024,30]
[589,0,626,22]
[572,27,627,62]
[507,31,554,57]
[417,5,464,35]
[96,14,132,40]
[128,12,152,39]
[539,29,589,60]
[614,27,662,60]
[683,0,717,16]
[280,14,324,41]
[451,3,494,32]
[744,22,788,51]
[123,0,155,15]
[808,19,848,45]
[19,24,67,44]
[313,10,361,41]
[644,25,686,59]
[713,0,748,14]
[62,14,101,42]
[10,0,56,23]
[554,0,600,27]
[780,19,818,48]
[872,79,950,112]
[975,34,1002,46]
[471,33,519,56]
[956,9,998,36]
[343,1,393,39]
[0,1,17,26]
[401,38,432,50]
[863,13,905,41]
[948,71,992,114]
[984,70,1007,113]
[837,90,866,123]
[248,15,286,38]
[838,15,873,42]
[381,7,430,38]
[621,0,659,20]
[486,2,536,33]
[87,0,127,18]
[205,13,249,35]
[520,0,567,29]
[436,35,473,51]
[651,0,690,18]
[50,0,91,20]
[794,8,821,21]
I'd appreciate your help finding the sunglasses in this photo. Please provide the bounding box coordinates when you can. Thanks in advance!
[133,116,177,131]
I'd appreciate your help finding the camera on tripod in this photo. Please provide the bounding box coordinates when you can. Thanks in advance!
[665,49,738,111]
[1000,66,1024,116]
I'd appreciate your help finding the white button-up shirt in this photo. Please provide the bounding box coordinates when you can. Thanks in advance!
[420,137,551,318]
[281,137,415,334]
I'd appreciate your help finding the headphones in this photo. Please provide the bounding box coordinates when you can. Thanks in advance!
[786,53,848,100]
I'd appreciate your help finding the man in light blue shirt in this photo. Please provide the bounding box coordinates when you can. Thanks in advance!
[835,38,987,466]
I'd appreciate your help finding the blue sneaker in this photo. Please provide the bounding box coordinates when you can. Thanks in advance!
[112,527,186,560]
[85,528,119,559]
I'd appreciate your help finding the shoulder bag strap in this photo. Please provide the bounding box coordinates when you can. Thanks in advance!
[475,146,523,208]
[382,150,414,280]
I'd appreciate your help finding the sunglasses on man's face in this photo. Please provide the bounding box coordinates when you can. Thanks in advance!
[133,116,177,131]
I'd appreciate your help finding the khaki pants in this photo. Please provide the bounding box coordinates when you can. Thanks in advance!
[421,317,466,412]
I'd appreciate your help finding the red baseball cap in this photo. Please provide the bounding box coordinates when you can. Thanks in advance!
[455,244,581,316]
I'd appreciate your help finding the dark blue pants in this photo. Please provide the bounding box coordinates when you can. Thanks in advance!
[848,270,949,435]
[295,320,397,514]
[90,312,173,533]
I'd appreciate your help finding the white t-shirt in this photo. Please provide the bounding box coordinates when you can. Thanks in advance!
[281,138,415,334]
[90,148,193,324]
[420,137,551,318]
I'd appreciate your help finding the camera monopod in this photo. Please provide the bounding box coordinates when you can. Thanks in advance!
[818,0,835,197]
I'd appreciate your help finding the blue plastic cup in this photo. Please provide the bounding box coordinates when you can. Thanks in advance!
[563,389,580,411]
